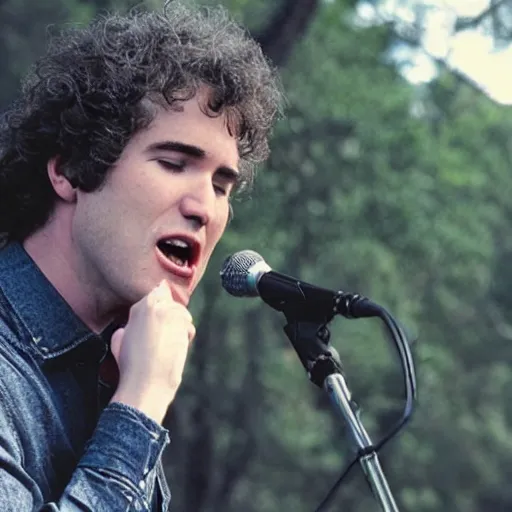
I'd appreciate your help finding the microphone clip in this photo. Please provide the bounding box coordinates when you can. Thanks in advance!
[278,291,380,388]
[283,318,343,388]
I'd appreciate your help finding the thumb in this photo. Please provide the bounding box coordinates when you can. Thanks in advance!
[110,327,125,363]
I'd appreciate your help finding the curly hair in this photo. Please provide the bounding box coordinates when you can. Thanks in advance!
[0,1,283,244]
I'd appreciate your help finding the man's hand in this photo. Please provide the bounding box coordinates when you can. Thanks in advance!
[109,280,195,424]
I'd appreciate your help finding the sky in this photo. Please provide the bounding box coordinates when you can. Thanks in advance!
[358,0,512,105]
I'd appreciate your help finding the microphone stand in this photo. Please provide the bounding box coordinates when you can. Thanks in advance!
[282,317,399,511]
[324,373,398,511]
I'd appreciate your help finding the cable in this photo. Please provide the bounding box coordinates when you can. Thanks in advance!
[313,455,360,512]
[373,307,417,451]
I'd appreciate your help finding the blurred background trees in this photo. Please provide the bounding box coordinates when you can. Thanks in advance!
[2,0,512,510]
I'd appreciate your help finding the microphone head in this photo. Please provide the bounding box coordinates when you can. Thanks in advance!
[220,250,270,297]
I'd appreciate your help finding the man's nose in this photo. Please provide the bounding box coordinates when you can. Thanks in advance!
[179,181,214,229]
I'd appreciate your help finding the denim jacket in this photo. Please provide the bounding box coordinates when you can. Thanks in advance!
[0,242,171,511]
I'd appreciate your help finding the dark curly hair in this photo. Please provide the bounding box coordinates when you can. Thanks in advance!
[0,1,283,244]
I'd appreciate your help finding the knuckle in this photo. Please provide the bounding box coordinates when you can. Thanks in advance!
[151,299,169,317]
[169,375,182,392]
[146,291,160,308]
[176,305,193,323]
[188,325,196,343]
[129,300,142,316]
[130,294,152,317]
[170,303,193,322]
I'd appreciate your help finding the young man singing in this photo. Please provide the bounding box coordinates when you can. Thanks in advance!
[0,2,282,509]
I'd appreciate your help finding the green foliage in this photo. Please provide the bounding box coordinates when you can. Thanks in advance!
[3,0,512,510]
[0,0,94,109]
[179,1,512,509]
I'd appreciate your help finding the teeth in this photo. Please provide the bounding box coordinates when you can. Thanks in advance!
[164,238,189,248]
[158,237,193,268]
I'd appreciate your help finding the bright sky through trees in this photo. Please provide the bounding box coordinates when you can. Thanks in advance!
[358,0,512,104]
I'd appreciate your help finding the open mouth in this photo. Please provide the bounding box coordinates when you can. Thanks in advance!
[157,237,198,268]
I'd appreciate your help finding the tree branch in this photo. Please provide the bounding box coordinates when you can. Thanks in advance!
[391,28,500,101]
[255,0,321,67]
[454,0,509,32]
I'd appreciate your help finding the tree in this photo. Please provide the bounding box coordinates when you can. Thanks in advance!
[3,0,512,510]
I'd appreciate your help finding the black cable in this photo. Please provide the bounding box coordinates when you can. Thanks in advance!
[373,307,417,451]
[313,455,360,512]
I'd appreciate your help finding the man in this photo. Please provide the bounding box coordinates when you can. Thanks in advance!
[0,2,282,510]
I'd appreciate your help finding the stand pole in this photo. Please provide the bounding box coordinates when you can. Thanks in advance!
[324,374,399,512]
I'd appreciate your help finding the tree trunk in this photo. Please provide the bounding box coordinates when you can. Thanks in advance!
[255,0,321,67]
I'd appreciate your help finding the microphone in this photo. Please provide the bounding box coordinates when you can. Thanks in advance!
[220,250,380,319]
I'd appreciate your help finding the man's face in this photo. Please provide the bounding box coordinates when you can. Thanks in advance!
[71,89,239,309]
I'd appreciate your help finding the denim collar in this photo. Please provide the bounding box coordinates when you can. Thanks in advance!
[0,242,101,361]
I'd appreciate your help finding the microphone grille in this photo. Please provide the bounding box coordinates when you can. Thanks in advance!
[220,250,264,297]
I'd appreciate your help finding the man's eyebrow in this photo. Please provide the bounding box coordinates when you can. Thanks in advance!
[146,140,205,158]
[146,140,240,182]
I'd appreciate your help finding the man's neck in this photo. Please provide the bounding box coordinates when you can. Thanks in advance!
[23,219,123,334]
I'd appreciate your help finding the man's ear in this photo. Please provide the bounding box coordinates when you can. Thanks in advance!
[47,157,77,202]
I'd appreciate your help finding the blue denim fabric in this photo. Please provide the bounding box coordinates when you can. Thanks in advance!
[0,242,171,511]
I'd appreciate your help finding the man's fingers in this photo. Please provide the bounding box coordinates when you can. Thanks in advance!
[157,279,172,297]
[188,324,196,344]
[110,327,125,361]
